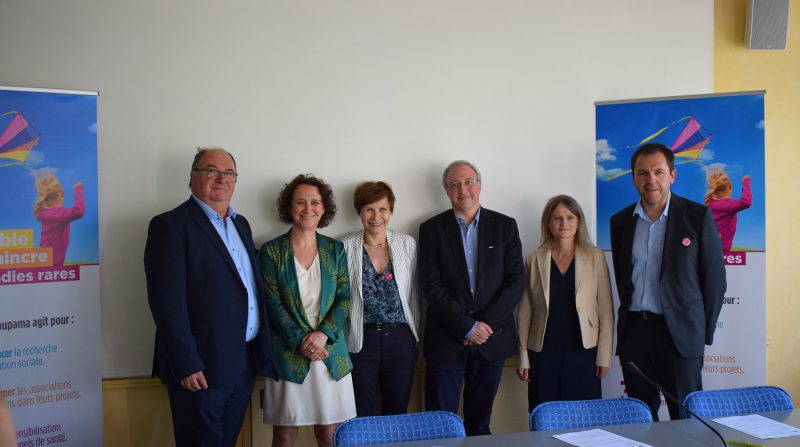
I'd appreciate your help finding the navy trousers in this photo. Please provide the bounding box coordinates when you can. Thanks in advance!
[350,324,418,416]
[165,345,255,447]
[424,346,504,436]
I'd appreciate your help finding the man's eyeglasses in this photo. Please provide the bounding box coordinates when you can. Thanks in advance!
[192,167,238,182]
[447,178,479,190]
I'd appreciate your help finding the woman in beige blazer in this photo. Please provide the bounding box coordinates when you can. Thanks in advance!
[516,195,614,412]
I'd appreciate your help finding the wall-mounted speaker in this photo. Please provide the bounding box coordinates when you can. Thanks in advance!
[745,0,789,50]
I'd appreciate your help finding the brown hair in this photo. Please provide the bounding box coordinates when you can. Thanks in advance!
[630,143,675,173]
[353,181,396,213]
[276,174,337,228]
[538,195,593,251]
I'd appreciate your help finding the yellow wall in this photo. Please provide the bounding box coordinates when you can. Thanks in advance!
[102,378,251,447]
[714,0,800,399]
[103,361,529,446]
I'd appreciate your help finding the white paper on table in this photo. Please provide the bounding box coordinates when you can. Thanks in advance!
[712,414,800,439]
[552,428,653,446]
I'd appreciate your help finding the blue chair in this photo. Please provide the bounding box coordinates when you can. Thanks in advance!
[529,398,653,431]
[683,386,794,418]
[332,411,466,447]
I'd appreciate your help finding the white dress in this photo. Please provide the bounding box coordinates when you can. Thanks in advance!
[263,254,357,426]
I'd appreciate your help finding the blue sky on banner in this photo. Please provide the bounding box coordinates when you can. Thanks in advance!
[595,94,765,251]
[0,88,98,264]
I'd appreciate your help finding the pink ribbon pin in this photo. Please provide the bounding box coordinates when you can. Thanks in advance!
[682,237,691,247]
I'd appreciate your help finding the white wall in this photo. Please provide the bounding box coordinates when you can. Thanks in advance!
[0,0,713,377]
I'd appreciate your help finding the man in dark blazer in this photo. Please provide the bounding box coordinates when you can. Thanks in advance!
[419,160,524,436]
[145,147,274,447]
[610,143,726,420]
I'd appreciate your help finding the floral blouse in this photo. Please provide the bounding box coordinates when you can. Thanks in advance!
[361,248,406,324]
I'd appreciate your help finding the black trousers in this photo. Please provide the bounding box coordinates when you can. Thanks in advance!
[424,346,504,436]
[165,344,255,447]
[619,313,702,421]
[350,324,418,416]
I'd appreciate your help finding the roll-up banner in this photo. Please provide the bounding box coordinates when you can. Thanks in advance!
[0,86,101,446]
[595,92,766,419]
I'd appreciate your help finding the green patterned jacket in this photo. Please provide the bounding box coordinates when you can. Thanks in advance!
[260,231,353,383]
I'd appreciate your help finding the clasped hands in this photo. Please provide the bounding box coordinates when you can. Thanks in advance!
[299,331,329,361]
[463,321,494,346]
[178,331,332,392]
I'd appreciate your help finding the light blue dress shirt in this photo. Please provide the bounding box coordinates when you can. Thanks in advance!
[192,195,260,341]
[455,208,480,339]
[455,208,480,297]
[629,194,671,314]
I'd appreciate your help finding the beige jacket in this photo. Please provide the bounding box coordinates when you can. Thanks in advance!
[516,245,614,370]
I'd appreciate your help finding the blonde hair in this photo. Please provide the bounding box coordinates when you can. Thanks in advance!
[704,166,731,205]
[33,171,64,218]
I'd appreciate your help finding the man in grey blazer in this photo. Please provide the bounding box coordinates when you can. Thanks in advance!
[610,143,726,420]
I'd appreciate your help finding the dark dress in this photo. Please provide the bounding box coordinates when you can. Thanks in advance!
[527,258,601,411]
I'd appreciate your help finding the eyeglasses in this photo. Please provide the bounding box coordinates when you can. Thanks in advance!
[447,178,479,190]
[192,167,238,182]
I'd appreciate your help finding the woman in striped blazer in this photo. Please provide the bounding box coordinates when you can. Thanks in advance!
[341,181,420,416]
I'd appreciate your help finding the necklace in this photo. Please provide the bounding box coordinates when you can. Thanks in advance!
[363,238,386,247]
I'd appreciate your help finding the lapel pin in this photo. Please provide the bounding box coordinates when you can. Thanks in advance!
[488,245,495,249]
[682,237,691,247]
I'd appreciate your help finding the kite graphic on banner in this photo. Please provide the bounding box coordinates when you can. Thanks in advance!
[0,86,101,447]
[0,111,40,167]
[605,116,713,180]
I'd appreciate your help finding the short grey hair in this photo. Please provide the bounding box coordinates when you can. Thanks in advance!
[191,146,237,170]
[441,160,482,190]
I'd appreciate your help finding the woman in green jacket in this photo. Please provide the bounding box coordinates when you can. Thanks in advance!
[261,174,355,447]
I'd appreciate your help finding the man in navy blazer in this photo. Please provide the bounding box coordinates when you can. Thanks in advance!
[419,160,524,436]
[610,143,726,420]
[145,147,274,447]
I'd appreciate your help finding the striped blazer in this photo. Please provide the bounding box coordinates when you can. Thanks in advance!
[341,229,420,353]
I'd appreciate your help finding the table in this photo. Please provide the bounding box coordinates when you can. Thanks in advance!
[670,409,800,447]
[357,420,710,446]
[355,410,800,446]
